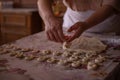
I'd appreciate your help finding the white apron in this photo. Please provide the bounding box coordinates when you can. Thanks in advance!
[63,8,120,35]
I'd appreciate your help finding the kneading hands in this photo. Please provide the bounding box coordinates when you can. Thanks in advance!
[37,0,115,43]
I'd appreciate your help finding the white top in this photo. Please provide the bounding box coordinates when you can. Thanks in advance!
[62,0,120,34]
[63,8,120,34]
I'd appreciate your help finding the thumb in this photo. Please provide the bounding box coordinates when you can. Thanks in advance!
[68,25,78,32]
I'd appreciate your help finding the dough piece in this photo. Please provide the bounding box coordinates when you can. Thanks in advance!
[10,51,18,56]
[53,51,62,56]
[71,61,82,68]
[15,52,25,59]
[47,57,58,64]
[62,51,72,57]
[63,42,71,50]
[25,55,36,61]
[2,44,14,49]
[0,49,9,55]
[20,48,32,52]
[87,62,98,70]
[70,36,107,53]
[95,55,106,64]
[37,56,49,62]
[85,53,94,58]
[42,50,52,55]
[12,47,21,51]
[82,57,89,64]
[31,50,40,53]
[68,56,80,62]
[73,52,81,56]
[57,60,69,66]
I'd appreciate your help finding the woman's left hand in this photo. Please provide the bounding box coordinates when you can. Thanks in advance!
[66,22,89,42]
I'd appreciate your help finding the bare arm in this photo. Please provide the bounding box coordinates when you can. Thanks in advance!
[85,5,115,29]
[68,5,115,42]
[37,0,65,43]
[37,0,54,22]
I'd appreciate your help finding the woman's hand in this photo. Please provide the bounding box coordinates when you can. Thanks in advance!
[45,16,65,43]
[66,22,89,42]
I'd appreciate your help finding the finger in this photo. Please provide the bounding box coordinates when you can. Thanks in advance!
[65,35,71,40]
[46,31,52,41]
[47,30,58,42]
[57,29,66,42]
[68,25,78,32]
[67,29,81,42]
[50,30,59,42]
[65,35,69,40]
[53,30,62,42]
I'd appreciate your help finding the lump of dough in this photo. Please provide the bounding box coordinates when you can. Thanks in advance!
[70,37,107,53]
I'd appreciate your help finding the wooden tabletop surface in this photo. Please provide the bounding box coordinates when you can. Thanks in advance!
[0,31,120,80]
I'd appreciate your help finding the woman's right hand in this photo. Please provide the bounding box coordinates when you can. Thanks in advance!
[45,16,66,43]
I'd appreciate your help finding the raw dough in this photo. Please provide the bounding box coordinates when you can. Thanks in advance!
[67,36,107,53]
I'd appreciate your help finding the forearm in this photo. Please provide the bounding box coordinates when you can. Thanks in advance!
[37,0,54,21]
[85,5,115,29]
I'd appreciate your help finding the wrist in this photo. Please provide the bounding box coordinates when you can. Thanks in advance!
[78,21,91,31]
[43,15,56,25]
[43,14,55,21]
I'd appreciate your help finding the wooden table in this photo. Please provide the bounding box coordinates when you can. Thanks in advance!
[0,32,120,80]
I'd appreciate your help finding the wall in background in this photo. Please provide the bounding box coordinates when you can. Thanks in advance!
[0,0,38,8]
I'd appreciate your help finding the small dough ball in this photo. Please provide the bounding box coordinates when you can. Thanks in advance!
[15,52,25,59]
[10,51,18,56]
[95,58,102,64]
[95,55,106,64]
[47,57,58,64]
[68,56,79,62]
[71,61,81,68]
[87,62,98,70]
[42,50,52,55]
[25,55,36,61]
[82,57,89,63]
[98,55,106,61]
[0,49,9,55]
[63,42,71,50]
[57,60,69,66]
[31,50,40,53]
[53,51,62,56]
[12,47,21,51]
[37,56,49,62]
[85,53,92,58]
[21,48,32,52]
[62,51,72,57]
[3,44,14,49]
[73,52,81,56]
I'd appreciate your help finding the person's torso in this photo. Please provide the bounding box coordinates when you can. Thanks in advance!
[63,0,103,11]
